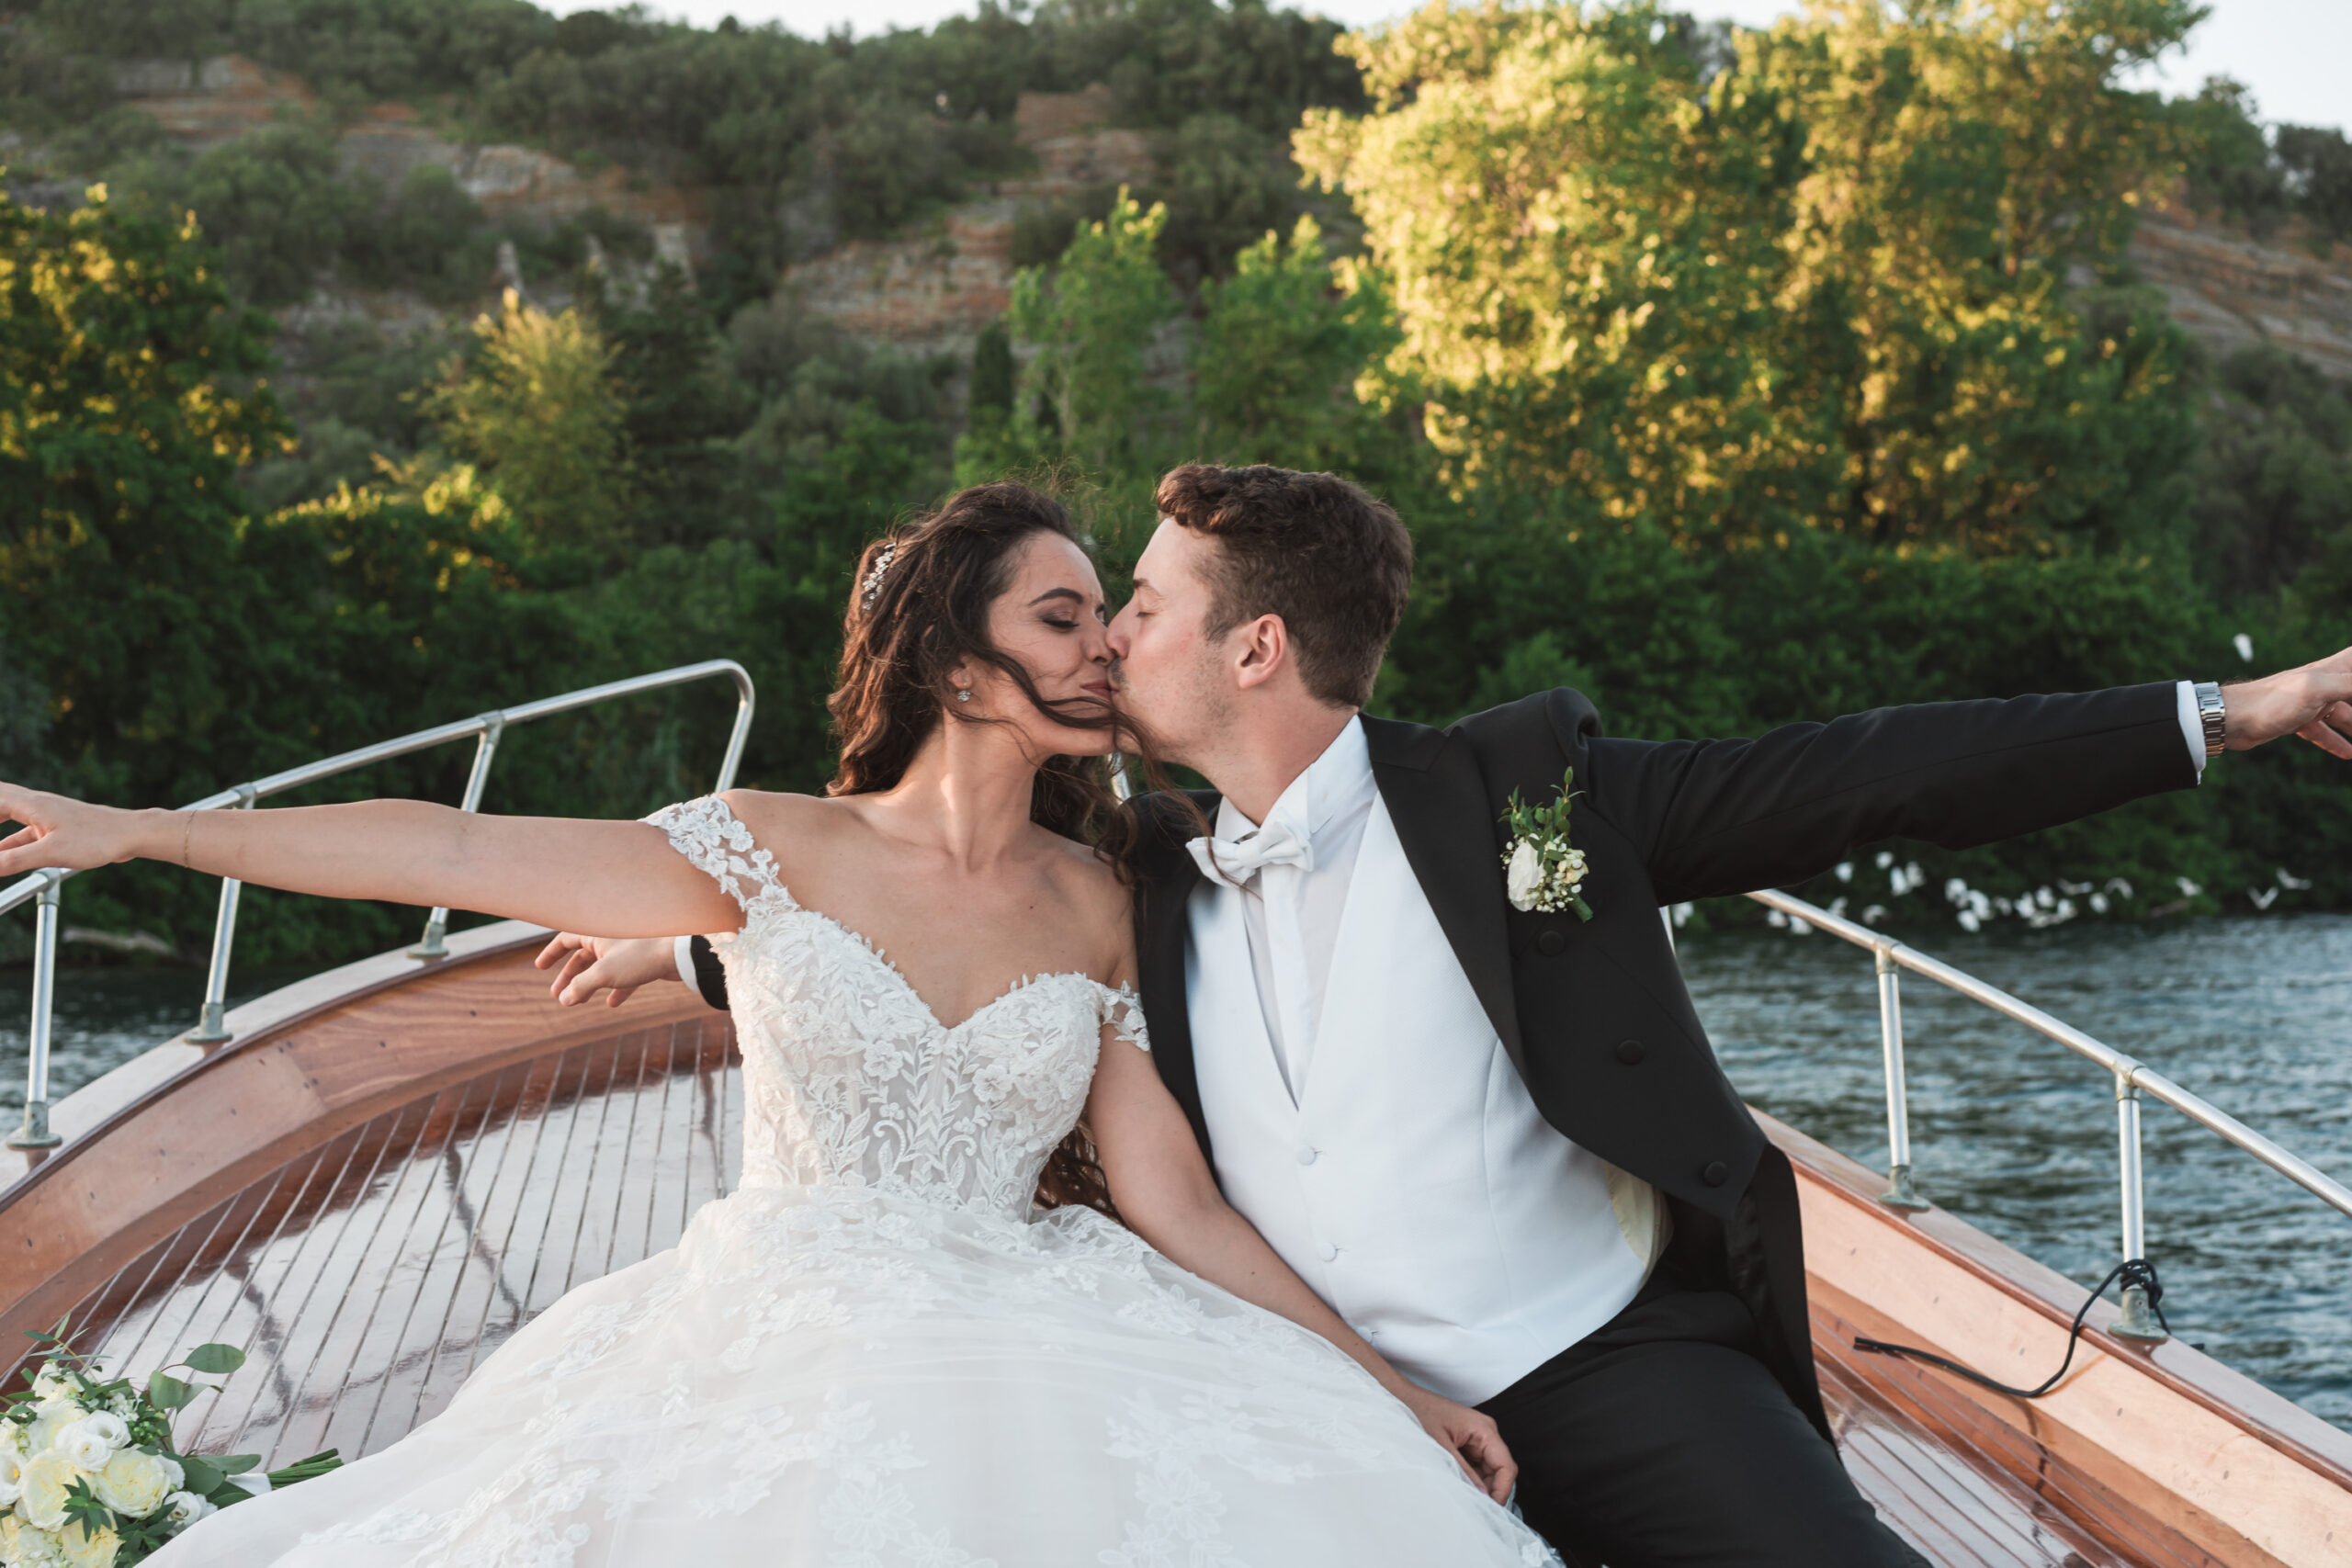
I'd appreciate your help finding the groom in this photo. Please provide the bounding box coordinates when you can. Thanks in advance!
[610,463,2352,1566]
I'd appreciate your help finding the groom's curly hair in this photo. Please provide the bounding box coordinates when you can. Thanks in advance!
[1155,463,1413,708]
[827,480,1153,1224]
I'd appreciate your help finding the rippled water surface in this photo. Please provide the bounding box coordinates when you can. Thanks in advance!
[1679,912,2352,1432]
[6,915,2349,1429]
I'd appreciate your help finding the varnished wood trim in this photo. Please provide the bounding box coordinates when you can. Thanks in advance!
[1764,1111,2352,1567]
[1,923,713,1342]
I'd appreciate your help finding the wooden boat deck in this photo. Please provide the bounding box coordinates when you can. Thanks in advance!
[6,924,2348,1565]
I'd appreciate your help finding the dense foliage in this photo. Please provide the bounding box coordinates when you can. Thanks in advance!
[2,0,2350,968]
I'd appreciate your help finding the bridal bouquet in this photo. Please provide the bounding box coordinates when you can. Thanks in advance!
[0,1325,340,1567]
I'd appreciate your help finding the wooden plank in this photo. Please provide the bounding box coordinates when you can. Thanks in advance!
[1768,1112,2352,1568]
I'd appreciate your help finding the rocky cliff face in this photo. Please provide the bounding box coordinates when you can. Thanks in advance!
[2129,201,2352,379]
[113,54,705,266]
[777,84,1158,358]
[77,58,2352,384]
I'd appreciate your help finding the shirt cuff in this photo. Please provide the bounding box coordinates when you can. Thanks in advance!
[2176,680,2208,781]
[673,934,698,987]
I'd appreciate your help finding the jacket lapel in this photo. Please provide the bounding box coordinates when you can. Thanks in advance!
[1362,715,1527,1075]
[1133,791,1216,1157]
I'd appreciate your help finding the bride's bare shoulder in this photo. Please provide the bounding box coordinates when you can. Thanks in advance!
[711,790,862,852]
[1036,831,1136,976]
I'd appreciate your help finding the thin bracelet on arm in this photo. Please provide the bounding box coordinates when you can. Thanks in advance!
[180,811,195,868]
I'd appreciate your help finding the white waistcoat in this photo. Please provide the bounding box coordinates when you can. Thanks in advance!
[1185,796,1659,1405]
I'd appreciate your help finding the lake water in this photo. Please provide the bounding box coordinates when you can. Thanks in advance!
[4,915,2348,1430]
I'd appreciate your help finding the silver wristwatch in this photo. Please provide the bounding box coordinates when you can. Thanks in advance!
[2195,681,2227,757]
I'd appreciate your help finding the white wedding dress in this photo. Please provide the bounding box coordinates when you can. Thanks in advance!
[158,797,1558,1568]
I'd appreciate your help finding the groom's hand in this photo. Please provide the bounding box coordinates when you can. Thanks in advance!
[535,932,682,1008]
[1396,1384,1519,1504]
[2225,648,2352,756]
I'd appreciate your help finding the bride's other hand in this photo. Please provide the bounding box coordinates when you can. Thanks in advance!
[0,782,152,874]
[1395,1383,1518,1504]
[536,933,682,1008]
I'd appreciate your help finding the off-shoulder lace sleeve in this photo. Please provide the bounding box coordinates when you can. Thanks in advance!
[1100,984,1148,1053]
[644,796,796,919]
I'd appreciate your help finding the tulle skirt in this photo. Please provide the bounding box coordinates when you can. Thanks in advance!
[153,1180,1556,1567]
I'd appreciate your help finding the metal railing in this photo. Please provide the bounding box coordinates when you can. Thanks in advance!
[4,660,755,1151]
[1747,888,2352,1341]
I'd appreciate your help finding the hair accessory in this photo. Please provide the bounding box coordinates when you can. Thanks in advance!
[860,541,899,611]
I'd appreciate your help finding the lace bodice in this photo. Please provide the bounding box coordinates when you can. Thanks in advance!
[649,796,1145,1220]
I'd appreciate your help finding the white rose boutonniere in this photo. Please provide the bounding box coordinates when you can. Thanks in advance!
[1499,769,1593,920]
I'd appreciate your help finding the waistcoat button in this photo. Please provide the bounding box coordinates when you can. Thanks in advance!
[1537,930,1566,956]
[1296,1145,1318,1166]
[1614,1038,1645,1065]
[1702,1160,1729,1187]
[1317,1243,1339,1262]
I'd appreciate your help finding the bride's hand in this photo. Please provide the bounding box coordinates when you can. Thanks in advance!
[1396,1383,1518,1504]
[535,933,684,1008]
[0,783,159,876]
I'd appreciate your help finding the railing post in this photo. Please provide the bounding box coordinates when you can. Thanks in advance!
[1875,945,1928,1209]
[411,717,503,961]
[2112,1071,2168,1342]
[6,876,63,1149]
[714,681,753,795]
[187,786,257,1045]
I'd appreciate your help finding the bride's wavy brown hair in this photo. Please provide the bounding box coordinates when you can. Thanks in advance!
[826,480,1145,1222]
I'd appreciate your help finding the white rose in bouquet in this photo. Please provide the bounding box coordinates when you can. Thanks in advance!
[14,1449,80,1530]
[1505,840,1544,911]
[0,1445,24,1507]
[162,1490,216,1529]
[90,1448,181,1517]
[54,1520,118,1568]
[22,1399,83,1456]
[0,1515,66,1568]
[28,1367,74,1401]
[54,1413,129,1471]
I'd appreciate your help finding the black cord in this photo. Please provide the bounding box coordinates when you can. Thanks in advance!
[1851,1258,2168,1400]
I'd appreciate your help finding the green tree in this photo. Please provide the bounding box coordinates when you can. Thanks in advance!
[1004,188,1180,472]
[173,119,371,306]
[1298,0,2199,553]
[0,184,290,805]
[418,288,632,558]
[1193,216,1398,472]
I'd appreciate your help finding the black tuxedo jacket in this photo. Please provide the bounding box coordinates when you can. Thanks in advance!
[687,682,2196,1438]
[1125,682,2197,1437]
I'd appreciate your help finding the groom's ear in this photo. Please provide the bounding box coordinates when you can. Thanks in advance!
[1230,613,1292,692]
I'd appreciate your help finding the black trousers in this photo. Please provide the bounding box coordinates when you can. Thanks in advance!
[1478,1273,1927,1568]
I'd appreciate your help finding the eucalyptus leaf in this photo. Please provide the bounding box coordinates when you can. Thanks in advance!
[177,1456,223,1494]
[183,1343,245,1375]
[147,1371,195,1411]
[213,1453,262,1474]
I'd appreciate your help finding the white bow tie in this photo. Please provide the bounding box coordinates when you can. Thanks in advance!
[1188,818,1314,890]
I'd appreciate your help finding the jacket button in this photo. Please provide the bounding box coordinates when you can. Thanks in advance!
[1702,1161,1729,1188]
[1614,1038,1645,1065]
[1537,930,1566,956]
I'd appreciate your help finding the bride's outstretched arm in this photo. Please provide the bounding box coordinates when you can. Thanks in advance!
[0,781,742,940]
[1085,1026,1518,1504]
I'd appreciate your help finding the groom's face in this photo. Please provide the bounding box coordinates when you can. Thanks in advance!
[1107,519,1235,767]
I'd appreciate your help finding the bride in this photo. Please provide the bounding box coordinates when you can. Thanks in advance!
[0,482,1557,1566]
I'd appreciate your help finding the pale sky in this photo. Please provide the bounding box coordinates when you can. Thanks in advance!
[567,0,2347,133]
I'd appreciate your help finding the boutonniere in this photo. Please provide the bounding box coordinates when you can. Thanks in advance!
[1500,769,1592,919]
